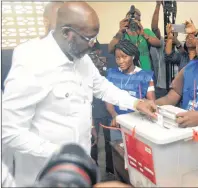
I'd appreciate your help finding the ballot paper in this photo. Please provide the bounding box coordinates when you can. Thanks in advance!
[156,105,187,129]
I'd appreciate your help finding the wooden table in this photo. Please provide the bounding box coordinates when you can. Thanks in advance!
[110,140,132,185]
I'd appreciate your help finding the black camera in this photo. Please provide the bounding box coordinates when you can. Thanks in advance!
[128,5,139,32]
[34,143,100,187]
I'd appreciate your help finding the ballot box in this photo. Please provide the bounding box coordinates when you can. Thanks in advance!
[117,105,198,187]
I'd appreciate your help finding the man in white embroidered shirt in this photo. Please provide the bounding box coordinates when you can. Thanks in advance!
[2,2,157,186]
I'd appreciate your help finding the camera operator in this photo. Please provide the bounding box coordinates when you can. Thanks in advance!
[108,6,161,71]
[165,20,198,71]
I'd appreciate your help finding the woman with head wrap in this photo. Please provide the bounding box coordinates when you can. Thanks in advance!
[105,39,155,141]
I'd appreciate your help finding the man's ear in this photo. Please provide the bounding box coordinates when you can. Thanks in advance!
[62,28,73,40]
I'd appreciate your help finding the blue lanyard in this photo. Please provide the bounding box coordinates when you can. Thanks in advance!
[121,75,132,90]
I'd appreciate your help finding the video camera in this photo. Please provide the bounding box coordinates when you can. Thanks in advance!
[33,143,100,187]
[128,5,139,32]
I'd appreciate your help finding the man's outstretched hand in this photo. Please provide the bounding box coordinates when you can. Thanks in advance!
[135,100,157,119]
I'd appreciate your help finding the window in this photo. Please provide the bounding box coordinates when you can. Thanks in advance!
[2,1,48,49]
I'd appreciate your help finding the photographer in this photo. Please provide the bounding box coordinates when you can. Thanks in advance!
[165,20,198,71]
[108,6,161,71]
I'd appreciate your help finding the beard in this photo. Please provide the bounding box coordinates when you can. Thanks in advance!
[67,36,91,59]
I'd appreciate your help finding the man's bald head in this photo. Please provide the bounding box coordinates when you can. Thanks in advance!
[53,2,100,60]
[43,2,64,35]
[55,2,99,36]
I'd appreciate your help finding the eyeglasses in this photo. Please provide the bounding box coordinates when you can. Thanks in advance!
[62,26,97,46]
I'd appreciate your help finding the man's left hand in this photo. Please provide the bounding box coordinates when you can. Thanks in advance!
[136,100,157,119]
[176,111,198,128]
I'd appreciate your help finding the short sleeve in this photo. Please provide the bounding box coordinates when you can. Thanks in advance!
[144,28,156,37]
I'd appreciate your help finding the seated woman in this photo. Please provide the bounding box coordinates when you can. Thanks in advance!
[106,39,155,141]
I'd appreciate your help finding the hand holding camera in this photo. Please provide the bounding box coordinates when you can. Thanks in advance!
[128,5,140,32]
[119,18,129,33]
[169,19,197,35]
[184,19,197,34]
[119,5,143,35]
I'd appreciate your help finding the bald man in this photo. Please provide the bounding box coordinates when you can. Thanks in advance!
[2,2,64,186]
[2,2,157,185]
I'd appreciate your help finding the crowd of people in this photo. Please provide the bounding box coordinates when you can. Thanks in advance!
[2,1,198,187]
